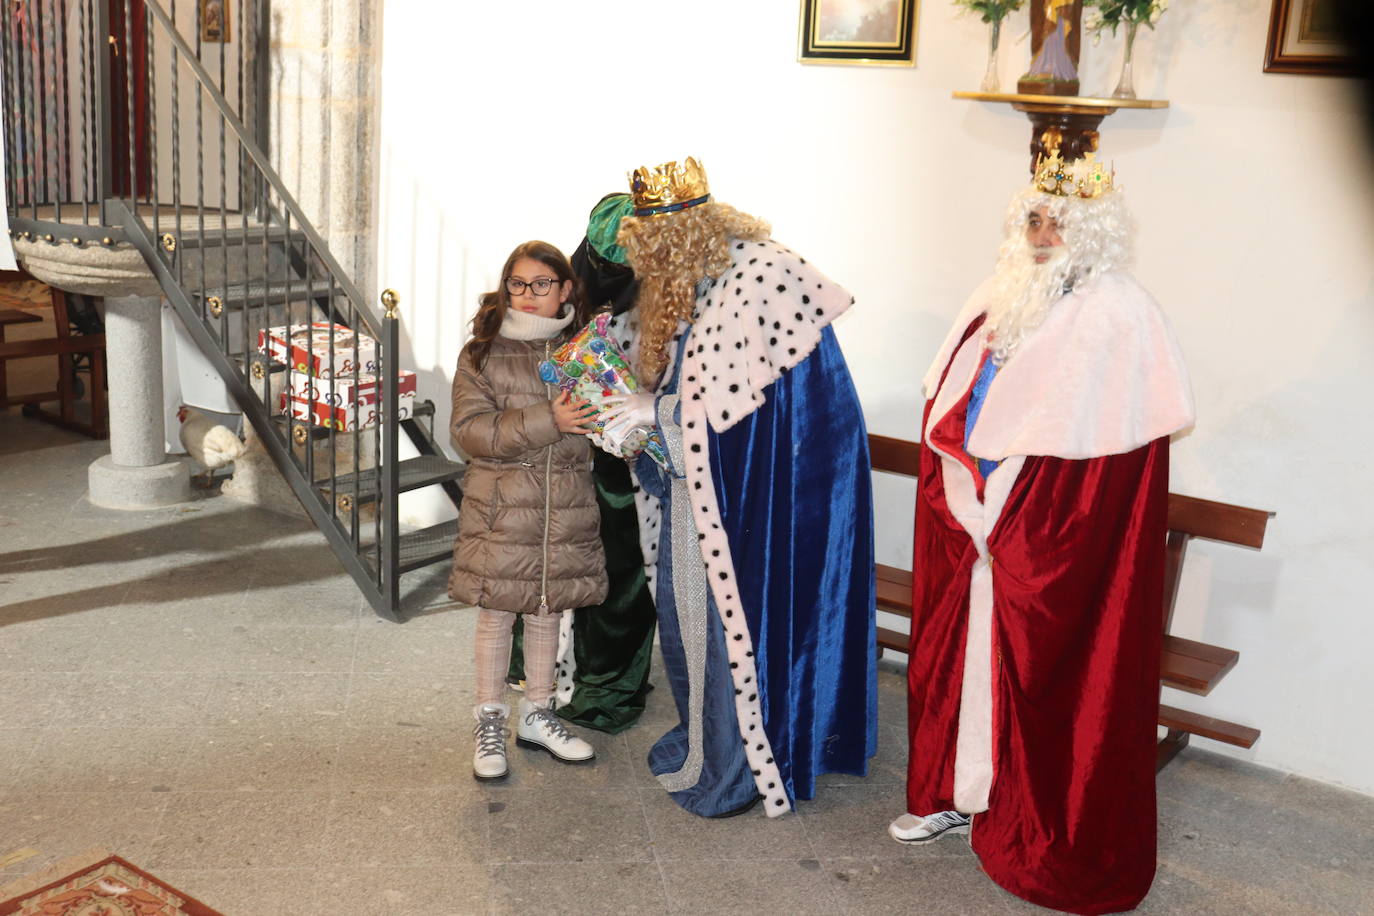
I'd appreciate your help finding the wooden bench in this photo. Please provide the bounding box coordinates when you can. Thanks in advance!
[868,433,1269,771]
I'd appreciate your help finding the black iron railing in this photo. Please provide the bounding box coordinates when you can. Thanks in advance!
[1,0,463,621]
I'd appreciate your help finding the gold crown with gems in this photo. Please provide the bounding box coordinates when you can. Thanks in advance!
[629,157,712,216]
[1033,149,1116,199]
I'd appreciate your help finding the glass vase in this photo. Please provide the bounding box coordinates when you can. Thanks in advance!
[1111,20,1139,100]
[980,19,1003,93]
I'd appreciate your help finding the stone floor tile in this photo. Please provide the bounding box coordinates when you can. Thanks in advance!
[11,725,186,793]
[490,862,668,915]
[145,790,331,870]
[51,672,215,729]
[304,864,496,915]
[174,726,341,791]
[485,786,652,865]
[0,672,75,727]
[342,671,466,731]
[0,728,44,789]
[231,573,367,628]
[659,858,849,915]
[640,783,816,862]
[75,622,359,675]
[825,855,1018,914]
[0,624,110,672]
[319,788,488,867]
[201,671,352,729]
[0,790,167,877]
[1128,862,1263,915]
[145,866,308,916]
[352,615,475,674]
[329,722,468,790]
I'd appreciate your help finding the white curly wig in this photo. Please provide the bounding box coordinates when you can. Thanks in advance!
[984,185,1134,364]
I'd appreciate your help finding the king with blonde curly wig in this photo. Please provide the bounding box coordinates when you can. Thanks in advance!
[613,158,878,822]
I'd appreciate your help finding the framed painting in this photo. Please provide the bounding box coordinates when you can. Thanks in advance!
[1264,0,1354,76]
[798,0,917,67]
[201,0,230,43]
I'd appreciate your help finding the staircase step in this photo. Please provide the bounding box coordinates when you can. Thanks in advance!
[173,224,307,250]
[390,519,458,573]
[317,455,466,506]
[195,281,344,310]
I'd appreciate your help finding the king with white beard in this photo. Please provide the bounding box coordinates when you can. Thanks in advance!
[889,151,1195,916]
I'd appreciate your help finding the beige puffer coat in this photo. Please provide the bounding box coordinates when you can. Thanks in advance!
[446,334,607,613]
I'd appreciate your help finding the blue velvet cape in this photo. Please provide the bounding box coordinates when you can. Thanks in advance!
[639,326,878,816]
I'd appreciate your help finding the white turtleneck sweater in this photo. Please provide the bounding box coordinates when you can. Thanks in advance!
[498,307,573,342]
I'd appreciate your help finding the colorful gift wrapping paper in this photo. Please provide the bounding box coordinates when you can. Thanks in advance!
[539,313,670,469]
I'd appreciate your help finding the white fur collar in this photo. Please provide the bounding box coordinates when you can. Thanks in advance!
[682,240,853,432]
[924,271,1194,460]
[499,307,573,341]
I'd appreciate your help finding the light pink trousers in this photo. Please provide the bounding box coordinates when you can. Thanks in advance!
[474,607,560,707]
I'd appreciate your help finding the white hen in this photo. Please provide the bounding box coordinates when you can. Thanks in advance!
[177,405,247,483]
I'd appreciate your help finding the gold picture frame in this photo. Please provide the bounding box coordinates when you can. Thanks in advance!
[200,0,230,44]
[1264,0,1353,76]
[798,0,918,67]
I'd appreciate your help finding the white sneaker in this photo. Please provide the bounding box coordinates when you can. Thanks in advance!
[472,702,510,780]
[888,810,971,845]
[516,697,594,763]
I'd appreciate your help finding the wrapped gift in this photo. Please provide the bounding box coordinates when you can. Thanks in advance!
[280,370,417,431]
[286,368,417,409]
[257,322,378,379]
[539,313,670,468]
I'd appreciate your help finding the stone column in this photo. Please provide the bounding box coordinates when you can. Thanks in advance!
[88,294,191,508]
[269,0,379,302]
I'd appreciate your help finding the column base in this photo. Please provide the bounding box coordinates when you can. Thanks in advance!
[88,454,193,509]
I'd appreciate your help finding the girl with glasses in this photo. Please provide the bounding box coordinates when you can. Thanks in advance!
[448,240,606,779]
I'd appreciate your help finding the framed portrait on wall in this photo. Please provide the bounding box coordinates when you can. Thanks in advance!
[798,0,917,67]
[1264,0,1354,75]
[201,0,230,44]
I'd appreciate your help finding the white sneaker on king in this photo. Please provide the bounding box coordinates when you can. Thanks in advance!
[516,697,594,763]
[472,702,510,780]
[888,810,971,845]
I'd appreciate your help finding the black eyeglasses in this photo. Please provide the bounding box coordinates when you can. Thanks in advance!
[504,276,558,297]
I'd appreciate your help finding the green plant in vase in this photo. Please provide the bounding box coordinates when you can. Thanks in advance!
[953,1,1027,93]
[1086,0,1169,99]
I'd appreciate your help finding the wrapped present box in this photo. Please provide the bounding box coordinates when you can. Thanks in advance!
[257,322,378,379]
[286,368,417,409]
[280,370,417,431]
[539,313,670,469]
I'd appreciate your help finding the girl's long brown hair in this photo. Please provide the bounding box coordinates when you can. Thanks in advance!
[464,240,589,371]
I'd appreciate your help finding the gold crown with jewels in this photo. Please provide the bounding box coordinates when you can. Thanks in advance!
[629,157,712,216]
[1033,149,1116,199]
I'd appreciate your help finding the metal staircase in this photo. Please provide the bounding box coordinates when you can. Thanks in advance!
[2,0,462,621]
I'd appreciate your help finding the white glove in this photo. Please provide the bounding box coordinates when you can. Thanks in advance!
[598,393,657,456]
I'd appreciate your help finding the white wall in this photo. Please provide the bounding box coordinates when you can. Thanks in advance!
[375,0,1374,794]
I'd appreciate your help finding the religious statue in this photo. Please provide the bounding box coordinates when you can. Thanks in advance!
[1018,0,1082,96]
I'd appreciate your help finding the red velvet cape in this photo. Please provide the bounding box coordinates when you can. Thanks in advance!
[906,335,1168,915]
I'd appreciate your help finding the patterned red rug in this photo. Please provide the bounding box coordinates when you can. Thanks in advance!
[0,853,223,916]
